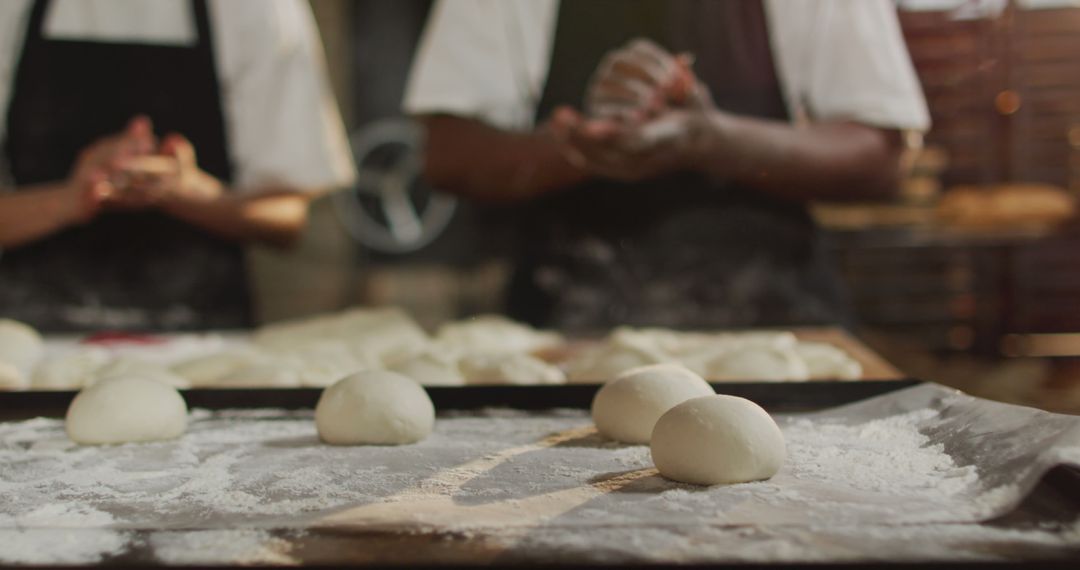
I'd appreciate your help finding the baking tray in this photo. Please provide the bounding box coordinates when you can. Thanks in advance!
[0,379,921,421]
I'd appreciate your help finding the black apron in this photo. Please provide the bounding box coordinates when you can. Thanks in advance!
[507,0,851,332]
[0,0,252,332]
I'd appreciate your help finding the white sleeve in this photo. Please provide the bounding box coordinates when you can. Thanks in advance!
[0,0,32,164]
[210,0,356,192]
[403,0,558,131]
[766,0,931,132]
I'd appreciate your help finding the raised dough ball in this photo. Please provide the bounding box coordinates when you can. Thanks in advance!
[315,370,434,445]
[434,315,563,355]
[216,361,303,388]
[32,348,111,390]
[565,337,670,383]
[0,361,27,390]
[93,357,190,389]
[651,394,785,485]
[459,353,566,385]
[793,341,862,380]
[171,348,267,387]
[65,376,188,445]
[0,319,44,377]
[391,351,465,386]
[280,340,375,388]
[591,363,715,444]
[705,346,809,382]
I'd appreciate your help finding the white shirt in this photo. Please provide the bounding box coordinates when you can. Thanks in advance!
[0,0,356,192]
[404,0,931,133]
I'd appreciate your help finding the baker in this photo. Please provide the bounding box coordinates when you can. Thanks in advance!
[405,0,929,332]
[0,0,355,332]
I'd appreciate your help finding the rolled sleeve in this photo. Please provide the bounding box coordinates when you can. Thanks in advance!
[767,0,931,132]
[403,0,556,131]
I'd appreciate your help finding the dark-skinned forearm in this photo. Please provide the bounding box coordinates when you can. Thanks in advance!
[691,112,902,202]
[422,115,588,202]
[160,191,311,249]
[0,183,83,249]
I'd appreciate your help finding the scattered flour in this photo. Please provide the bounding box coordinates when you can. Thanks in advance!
[0,405,1076,564]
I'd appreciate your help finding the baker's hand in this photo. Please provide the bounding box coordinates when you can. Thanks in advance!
[585,38,712,122]
[64,115,156,221]
[117,134,224,207]
[551,106,708,183]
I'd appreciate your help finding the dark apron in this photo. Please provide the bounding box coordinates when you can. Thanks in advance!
[0,0,252,332]
[507,0,851,332]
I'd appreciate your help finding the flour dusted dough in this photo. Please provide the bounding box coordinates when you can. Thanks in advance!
[591,363,715,444]
[434,315,563,355]
[565,334,670,382]
[315,370,434,445]
[459,353,566,385]
[31,347,111,390]
[93,357,190,389]
[705,346,810,382]
[391,350,465,386]
[253,307,431,367]
[0,361,26,390]
[651,394,785,485]
[65,376,188,445]
[0,319,44,378]
[216,362,304,388]
[171,348,268,387]
[794,341,862,380]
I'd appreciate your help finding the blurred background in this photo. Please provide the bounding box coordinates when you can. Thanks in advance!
[252,0,1080,412]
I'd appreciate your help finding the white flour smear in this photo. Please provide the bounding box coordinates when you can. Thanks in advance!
[0,404,1076,564]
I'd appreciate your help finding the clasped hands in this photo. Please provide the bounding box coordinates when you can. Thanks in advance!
[550,39,717,182]
[65,115,223,224]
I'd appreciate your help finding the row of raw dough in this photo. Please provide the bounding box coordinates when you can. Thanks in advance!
[1,309,863,390]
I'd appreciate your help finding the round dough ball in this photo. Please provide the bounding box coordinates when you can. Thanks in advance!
[435,315,563,355]
[93,357,190,389]
[793,341,862,380]
[0,361,27,390]
[591,363,715,444]
[171,348,266,387]
[32,348,111,390]
[651,394,785,485]
[216,362,303,388]
[0,319,44,376]
[391,351,465,386]
[705,346,809,382]
[315,370,434,445]
[459,353,566,385]
[65,376,188,445]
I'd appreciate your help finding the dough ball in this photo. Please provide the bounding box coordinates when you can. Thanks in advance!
[705,346,809,382]
[434,315,563,355]
[651,394,785,485]
[280,340,374,388]
[216,362,303,388]
[793,341,862,380]
[65,376,188,445]
[31,348,111,390]
[315,370,434,445]
[391,351,465,386]
[565,337,670,383]
[93,357,190,389]
[591,363,715,444]
[252,307,431,367]
[332,307,431,366]
[0,318,44,376]
[459,353,566,385]
[171,348,266,387]
[0,361,27,390]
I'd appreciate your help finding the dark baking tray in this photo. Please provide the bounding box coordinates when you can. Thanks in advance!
[0,379,920,421]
